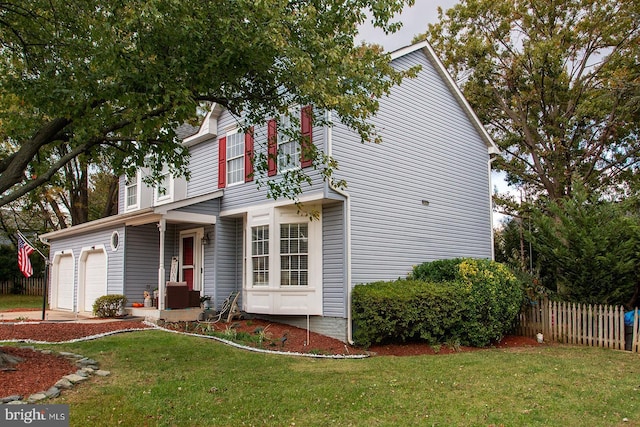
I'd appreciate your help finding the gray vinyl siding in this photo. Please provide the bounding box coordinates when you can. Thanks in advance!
[185,140,216,198]
[331,49,493,286]
[213,216,243,310]
[175,198,220,215]
[48,226,125,309]
[322,202,345,317]
[123,224,161,303]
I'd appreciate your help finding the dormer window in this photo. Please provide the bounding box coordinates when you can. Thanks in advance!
[125,173,140,211]
[155,168,174,204]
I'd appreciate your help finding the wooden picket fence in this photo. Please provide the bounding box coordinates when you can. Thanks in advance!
[0,277,46,296]
[516,299,639,353]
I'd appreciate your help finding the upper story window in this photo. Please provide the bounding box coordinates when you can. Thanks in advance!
[267,105,313,177]
[277,109,300,173]
[125,174,140,211]
[155,168,174,204]
[218,127,254,189]
[226,130,245,186]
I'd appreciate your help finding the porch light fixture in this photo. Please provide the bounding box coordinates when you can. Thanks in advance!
[421,200,430,206]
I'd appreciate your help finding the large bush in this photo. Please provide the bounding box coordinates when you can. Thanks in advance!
[352,279,465,348]
[353,258,525,348]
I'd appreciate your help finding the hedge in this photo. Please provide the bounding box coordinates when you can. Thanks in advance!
[353,258,525,348]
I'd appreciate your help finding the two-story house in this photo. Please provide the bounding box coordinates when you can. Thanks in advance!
[40,41,499,342]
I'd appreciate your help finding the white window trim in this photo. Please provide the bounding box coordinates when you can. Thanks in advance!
[277,106,301,174]
[226,128,245,187]
[154,169,174,204]
[124,173,141,211]
[244,205,322,315]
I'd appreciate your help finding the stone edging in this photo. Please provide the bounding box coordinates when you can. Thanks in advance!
[0,347,111,405]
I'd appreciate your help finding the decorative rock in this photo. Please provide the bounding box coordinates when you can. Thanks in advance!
[58,352,78,357]
[78,358,98,367]
[63,373,88,383]
[95,370,111,377]
[5,400,26,405]
[0,395,22,404]
[54,378,73,390]
[27,393,47,403]
[75,370,89,378]
[45,387,60,398]
[40,350,53,355]
[80,367,95,374]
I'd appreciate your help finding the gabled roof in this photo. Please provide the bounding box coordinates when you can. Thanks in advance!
[390,41,500,155]
[182,103,225,147]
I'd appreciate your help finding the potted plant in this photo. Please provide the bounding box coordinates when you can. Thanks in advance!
[200,295,212,310]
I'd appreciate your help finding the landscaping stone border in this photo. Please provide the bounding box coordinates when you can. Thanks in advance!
[0,347,110,404]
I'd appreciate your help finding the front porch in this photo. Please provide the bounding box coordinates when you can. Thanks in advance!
[126,306,203,322]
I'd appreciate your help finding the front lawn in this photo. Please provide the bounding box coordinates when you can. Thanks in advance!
[0,294,43,311]
[24,330,640,426]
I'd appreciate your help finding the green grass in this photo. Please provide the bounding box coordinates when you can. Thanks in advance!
[0,294,43,311]
[11,330,639,427]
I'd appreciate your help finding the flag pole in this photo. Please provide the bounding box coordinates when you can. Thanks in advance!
[17,230,49,320]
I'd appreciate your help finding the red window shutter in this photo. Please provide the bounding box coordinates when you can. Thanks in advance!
[218,136,226,188]
[300,105,313,168]
[245,126,254,182]
[267,119,277,176]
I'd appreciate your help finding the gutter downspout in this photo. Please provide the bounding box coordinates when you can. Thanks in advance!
[325,111,354,344]
[488,153,498,261]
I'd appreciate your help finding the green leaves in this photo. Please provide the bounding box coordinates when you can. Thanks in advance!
[0,0,414,208]
[425,0,640,201]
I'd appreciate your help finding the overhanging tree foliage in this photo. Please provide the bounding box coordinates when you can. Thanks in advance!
[0,0,417,208]
[422,0,640,205]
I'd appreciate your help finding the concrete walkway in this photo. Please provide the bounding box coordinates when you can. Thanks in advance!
[0,309,139,323]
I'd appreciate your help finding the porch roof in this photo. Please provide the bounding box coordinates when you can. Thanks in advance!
[40,190,222,242]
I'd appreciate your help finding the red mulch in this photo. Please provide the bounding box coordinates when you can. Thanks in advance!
[0,318,540,400]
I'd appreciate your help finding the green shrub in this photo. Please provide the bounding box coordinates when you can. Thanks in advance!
[353,258,525,348]
[455,259,525,346]
[352,279,466,348]
[93,294,127,318]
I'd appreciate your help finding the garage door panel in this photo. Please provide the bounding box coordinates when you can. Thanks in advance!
[56,255,74,310]
[83,251,106,312]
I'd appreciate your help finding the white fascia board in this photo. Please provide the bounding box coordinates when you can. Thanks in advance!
[391,41,500,155]
[183,103,225,147]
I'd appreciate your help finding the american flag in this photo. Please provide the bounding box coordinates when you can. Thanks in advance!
[18,234,35,278]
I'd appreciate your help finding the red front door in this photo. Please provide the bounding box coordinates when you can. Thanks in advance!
[181,236,194,291]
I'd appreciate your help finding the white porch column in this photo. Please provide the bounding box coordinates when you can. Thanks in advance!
[158,218,166,310]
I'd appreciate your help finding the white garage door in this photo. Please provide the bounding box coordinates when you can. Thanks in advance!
[82,250,106,313]
[56,254,74,310]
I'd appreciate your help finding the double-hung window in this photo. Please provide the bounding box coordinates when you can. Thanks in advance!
[125,174,139,210]
[218,127,254,188]
[155,169,173,203]
[251,225,269,286]
[226,130,245,186]
[277,109,300,173]
[280,223,308,286]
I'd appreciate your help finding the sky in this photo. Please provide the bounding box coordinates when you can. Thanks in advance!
[356,1,460,51]
[358,1,513,226]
